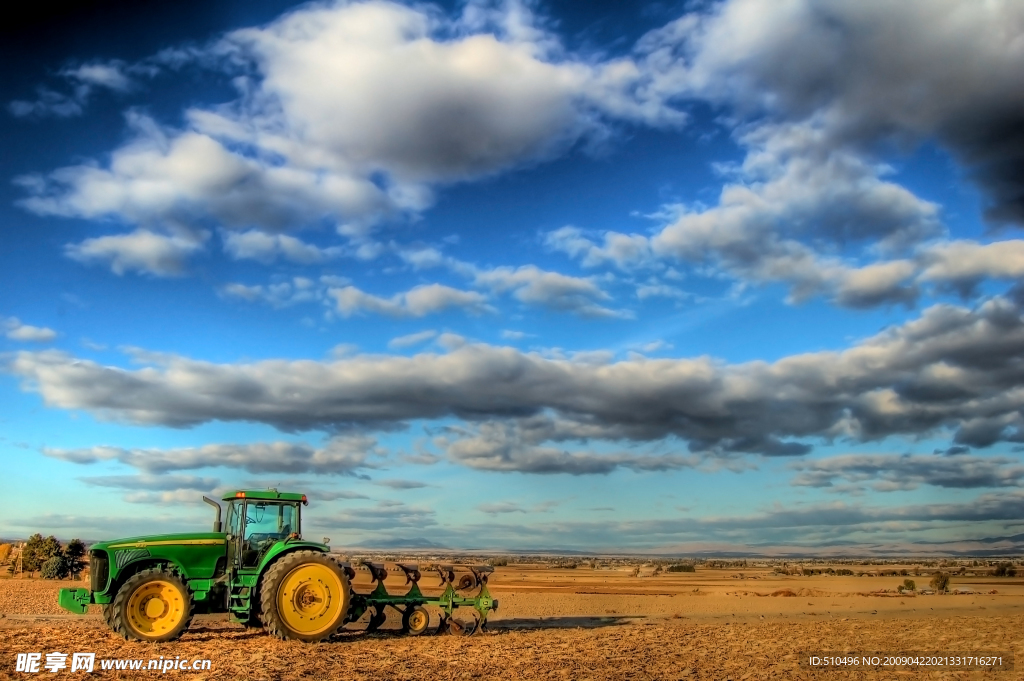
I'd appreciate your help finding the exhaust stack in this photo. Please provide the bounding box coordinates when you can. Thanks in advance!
[202,496,222,532]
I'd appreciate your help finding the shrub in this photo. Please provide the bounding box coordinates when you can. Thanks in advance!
[667,564,696,573]
[929,573,950,593]
[488,557,509,567]
[903,579,916,591]
[0,544,11,564]
[41,555,69,580]
[994,563,1017,577]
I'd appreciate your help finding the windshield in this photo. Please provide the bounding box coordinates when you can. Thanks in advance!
[244,502,297,541]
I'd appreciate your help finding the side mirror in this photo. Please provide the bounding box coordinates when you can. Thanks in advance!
[323,537,330,545]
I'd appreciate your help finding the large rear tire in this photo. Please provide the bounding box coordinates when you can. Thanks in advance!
[110,568,194,642]
[261,551,350,642]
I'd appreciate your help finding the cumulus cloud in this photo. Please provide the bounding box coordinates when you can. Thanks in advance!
[17,112,388,234]
[388,330,438,349]
[646,122,939,303]
[220,277,320,308]
[81,473,219,491]
[4,317,57,342]
[791,453,1024,492]
[330,283,491,317]
[439,419,700,474]
[474,264,627,318]
[44,436,381,476]
[545,226,654,270]
[639,0,1024,224]
[222,230,342,264]
[919,240,1024,294]
[14,0,684,248]
[538,0,1024,309]
[8,60,134,118]
[64,229,208,277]
[10,295,1024,458]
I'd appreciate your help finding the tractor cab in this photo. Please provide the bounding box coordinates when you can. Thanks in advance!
[220,490,306,570]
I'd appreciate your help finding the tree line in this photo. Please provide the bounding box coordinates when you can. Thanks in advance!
[18,534,86,579]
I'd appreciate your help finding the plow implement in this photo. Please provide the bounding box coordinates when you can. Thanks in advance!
[345,562,497,636]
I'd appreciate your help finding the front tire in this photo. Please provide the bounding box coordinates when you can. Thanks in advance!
[110,568,194,642]
[261,551,350,642]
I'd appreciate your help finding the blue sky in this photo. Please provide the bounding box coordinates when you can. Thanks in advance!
[3,0,1024,554]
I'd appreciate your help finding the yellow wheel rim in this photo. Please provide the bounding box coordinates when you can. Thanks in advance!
[277,563,345,636]
[408,609,428,631]
[126,580,185,637]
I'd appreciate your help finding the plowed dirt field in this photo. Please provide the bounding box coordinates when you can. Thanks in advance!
[3,565,1023,680]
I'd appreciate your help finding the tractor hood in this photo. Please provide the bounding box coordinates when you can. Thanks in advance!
[90,532,227,551]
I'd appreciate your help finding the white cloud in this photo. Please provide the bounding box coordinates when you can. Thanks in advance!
[63,62,133,92]
[18,113,388,232]
[791,453,1024,492]
[222,230,342,264]
[637,0,1024,221]
[8,60,133,118]
[45,435,380,476]
[919,240,1024,291]
[15,0,685,246]
[474,264,628,318]
[65,228,207,276]
[4,317,57,342]
[330,283,491,317]
[11,295,1024,455]
[388,330,438,349]
[545,225,654,269]
[220,277,319,308]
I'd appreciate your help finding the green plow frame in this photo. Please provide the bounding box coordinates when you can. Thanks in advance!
[345,562,498,635]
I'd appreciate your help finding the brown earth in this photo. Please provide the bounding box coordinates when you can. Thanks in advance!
[2,565,1023,680]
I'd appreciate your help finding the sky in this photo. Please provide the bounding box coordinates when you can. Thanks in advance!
[2,0,1024,555]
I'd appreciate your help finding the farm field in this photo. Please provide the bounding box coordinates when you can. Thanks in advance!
[2,564,1024,679]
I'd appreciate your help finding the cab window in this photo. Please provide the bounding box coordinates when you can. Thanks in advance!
[243,502,297,541]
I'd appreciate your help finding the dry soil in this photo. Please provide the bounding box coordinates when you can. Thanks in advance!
[2,565,1023,680]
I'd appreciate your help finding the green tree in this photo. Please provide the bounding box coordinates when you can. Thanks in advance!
[903,579,916,591]
[64,539,86,579]
[41,554,69,580]
[21,534,45,572]
[41,535,62,560]
[929,573,950,593]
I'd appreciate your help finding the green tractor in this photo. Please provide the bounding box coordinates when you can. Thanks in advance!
[57,490,497,642]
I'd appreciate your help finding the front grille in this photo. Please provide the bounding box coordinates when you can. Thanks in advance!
[90,551,109,593]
